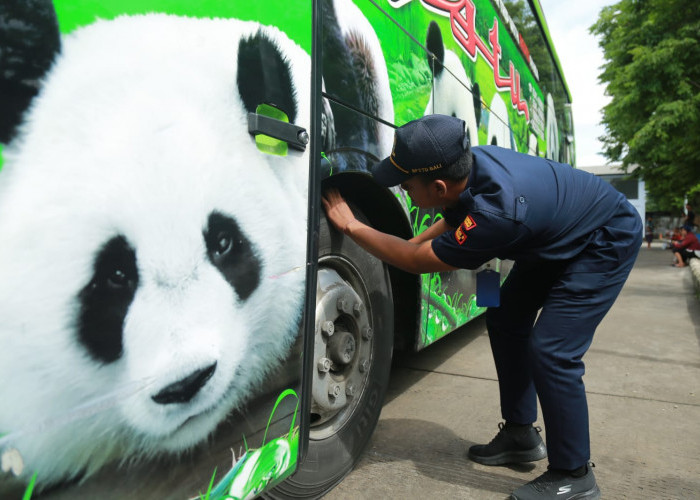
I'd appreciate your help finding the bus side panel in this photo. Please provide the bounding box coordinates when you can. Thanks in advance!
[321,0,574,349]
[353,0,569,348]
[0,1,312,498]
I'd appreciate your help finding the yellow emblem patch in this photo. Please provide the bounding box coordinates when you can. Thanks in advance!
[462,215,477,231]
[455,226,467,245]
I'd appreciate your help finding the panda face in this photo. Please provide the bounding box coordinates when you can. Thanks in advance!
[73,210,265,445]
[106,206,271,445]
[0,13,309,485]
[77,212,262,363]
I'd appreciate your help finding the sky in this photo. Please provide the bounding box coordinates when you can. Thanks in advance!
[538,0,617,167]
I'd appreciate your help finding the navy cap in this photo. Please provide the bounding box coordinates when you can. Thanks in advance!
[372,114,468,187]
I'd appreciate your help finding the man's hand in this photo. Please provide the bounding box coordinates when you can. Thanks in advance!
[322,188,359,234]
[320,188,456,274]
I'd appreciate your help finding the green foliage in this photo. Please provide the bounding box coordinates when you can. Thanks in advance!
[400,193,485,346]
[591,0,700,210]
[22,473,37,500]
[421,271,485,346]
[199,467,218,500]
[388,52,432,123]
[201,389,299,500]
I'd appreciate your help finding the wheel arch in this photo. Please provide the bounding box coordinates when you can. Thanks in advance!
[322,172,420,351]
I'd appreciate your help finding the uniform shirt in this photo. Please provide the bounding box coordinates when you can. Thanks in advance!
[432,146,633,269]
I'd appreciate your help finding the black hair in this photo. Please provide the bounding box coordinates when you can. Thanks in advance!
[416,148,472,184]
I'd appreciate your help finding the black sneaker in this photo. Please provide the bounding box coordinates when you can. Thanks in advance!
[468,422,547,465]
[511,463,601,500]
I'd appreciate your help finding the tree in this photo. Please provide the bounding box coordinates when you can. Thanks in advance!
[591,0,700,211]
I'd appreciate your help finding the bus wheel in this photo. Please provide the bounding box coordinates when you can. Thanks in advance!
[272,208,393,498]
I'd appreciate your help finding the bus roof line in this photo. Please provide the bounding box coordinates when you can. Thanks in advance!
[528,0,573,103]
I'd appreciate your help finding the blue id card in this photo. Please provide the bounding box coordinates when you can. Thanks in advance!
[476,269,500,307]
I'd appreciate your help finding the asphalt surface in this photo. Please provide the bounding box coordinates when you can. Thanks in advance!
[324,242,700,499]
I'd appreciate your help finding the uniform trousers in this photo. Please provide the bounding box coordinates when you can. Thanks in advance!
[485,205,642,470]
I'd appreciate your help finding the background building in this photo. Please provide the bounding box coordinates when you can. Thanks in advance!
[577,164,645,227]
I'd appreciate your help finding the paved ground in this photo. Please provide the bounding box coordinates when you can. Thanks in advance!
[325,242,700,499]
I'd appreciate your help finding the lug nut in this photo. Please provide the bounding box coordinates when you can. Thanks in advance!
[359,358,370,373]
[321,321,335,337]
[337,298,347,313]
[328,383,341,398]
[346,383,356,397]
[353,301,363,317]
[362,326,373,340]
[317,357,331,373]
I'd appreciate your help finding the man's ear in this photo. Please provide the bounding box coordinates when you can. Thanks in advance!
[432,179,449,197]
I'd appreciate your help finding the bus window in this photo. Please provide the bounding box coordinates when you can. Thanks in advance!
[503,0,575,164]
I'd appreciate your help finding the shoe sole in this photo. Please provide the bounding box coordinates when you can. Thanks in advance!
[467,442,547,466]
[511,485,601,500]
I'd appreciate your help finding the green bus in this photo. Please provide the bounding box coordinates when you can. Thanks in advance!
[0,0,574,498]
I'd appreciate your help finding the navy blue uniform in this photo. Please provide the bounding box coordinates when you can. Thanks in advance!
[432,146,642,469]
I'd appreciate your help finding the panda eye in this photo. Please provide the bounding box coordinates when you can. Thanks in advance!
[204,211,261,300]
[84,236,138,294]
[107,269,129,288]
[215,232,233,257]
[78,235,138,364]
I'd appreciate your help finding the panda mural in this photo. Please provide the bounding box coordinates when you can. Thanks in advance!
[424,21,481,146]
[0,5,311,491]
[320,0,395,173]
[486,92,515,149]
[546,92,560,161]
[528,132,540,157]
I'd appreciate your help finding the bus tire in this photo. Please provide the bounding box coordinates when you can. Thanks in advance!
[270,206,394,498]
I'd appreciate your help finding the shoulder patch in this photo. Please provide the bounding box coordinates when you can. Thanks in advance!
[455,226,467,245]
[461,214,477,231]
[454,215,476,245]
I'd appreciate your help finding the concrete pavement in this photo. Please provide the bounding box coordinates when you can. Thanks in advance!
[324,242,700,499]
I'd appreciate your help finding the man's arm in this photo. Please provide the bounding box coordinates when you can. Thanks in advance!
[343,219,456,274]
[409,217,453,244]
[677,235,692,249]
[322,189,457,274]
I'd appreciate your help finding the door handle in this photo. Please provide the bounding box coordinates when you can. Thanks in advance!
[247,112,309,152]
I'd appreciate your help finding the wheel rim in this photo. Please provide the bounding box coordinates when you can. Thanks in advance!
[310,257,373,439]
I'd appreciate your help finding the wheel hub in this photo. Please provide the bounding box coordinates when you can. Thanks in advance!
[311,266,372,436]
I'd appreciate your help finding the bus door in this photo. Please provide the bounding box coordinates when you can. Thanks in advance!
[279,0,397,496]
[0,1,314,498]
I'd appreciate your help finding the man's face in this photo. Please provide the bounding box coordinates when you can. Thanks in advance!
[400,177,439,209]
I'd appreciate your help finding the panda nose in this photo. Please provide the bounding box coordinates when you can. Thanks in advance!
[152,362,217,405]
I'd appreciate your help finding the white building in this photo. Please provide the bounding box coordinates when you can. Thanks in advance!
[577,164,645,224]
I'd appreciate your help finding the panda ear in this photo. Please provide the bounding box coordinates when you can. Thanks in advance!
[0,0,61,144]
[425,21,444,78]
[236,29,297,124]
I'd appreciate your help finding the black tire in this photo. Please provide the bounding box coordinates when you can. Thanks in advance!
[270,206,394,498]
